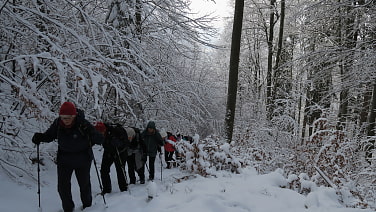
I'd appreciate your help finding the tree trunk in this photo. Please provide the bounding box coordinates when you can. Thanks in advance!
[274,0,285,69]
[135,0,142,39]
[367,85,376,133]
[337,2,357,130]
[266,0,276,119]
[272,0,289,113]
[225,0,244,143]
[359,87,372,127]
[366,84,376,162]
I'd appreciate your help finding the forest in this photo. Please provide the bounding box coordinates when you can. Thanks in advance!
[0,0,375,209]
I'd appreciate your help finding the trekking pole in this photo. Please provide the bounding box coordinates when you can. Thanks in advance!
[92,152,106,205]
[86,133,106,205]
[37,144,41,210]
[159,152,163,181]
[145,160,150,174]
[115,147,130,194]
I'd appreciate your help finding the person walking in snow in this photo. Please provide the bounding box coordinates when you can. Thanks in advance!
[94,122,130,194]
[141,121,164,181]
[32,102,104,212]
[164,132,177,169]
[126,127,147,184]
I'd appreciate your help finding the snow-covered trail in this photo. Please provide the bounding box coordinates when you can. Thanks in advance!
[0,149,374,212]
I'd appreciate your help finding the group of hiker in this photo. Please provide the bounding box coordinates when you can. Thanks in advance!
[31,102,181,212]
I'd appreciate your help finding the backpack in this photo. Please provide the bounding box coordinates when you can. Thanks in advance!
[128,127,147,153]
[129,127,141,148]
[105,123,130,151]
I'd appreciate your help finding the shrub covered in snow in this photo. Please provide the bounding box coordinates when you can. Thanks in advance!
[175,135,245,176]
[232,117,375,210]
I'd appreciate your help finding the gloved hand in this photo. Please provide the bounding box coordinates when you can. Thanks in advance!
[32,133,44,145]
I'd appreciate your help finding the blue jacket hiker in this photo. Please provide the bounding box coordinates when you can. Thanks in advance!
[32,102,104,212]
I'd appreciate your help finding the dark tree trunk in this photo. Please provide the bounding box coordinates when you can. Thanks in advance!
[359,87,372,127]
[272,0,290,115]
[337,2,358,130]
[225,0,244,143]
[366,84,376,162]
[266,0,276,119]
[135,0,142,39]
[274,0,285,69]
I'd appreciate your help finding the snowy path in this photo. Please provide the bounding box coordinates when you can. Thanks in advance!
[0,151,373,212]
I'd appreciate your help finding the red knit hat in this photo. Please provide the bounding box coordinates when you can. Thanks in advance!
[94,122,106,134]
[59,102,77,116]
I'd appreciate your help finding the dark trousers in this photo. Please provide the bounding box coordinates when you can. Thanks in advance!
[144,156,156,180]
[164,151,174,168]
[100,151,128,193]
[57,163,92,212]
[128,153,144,183]
[136,166,145,181]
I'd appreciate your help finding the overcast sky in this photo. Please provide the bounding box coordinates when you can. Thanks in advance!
[190,0,233,30]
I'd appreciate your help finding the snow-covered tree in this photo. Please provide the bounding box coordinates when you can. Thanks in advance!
[0,0,221,181]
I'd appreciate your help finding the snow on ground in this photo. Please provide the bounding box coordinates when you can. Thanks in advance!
[0,149,373,212]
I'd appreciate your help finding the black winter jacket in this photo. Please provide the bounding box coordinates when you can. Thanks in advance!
[40,109,103,167]
[102,123,130,156]
[141,122,164,157]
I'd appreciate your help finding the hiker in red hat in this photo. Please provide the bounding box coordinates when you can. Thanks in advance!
[32,102,104,212]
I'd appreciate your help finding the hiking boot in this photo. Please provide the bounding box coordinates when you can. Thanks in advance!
[82,203,91,210]
[101,190,111,195]
[120,186,128,192]
[63,207,74,212]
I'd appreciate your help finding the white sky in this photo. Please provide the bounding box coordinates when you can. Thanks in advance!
[0,147,373,212]
[190,0,232,15]
[190,0,233,30]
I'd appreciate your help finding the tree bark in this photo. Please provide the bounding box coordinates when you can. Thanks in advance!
[337,2,357,129]
[225,0,244,143]
[274,0,285,69]
[266,0,276,119]
[366,84,376,162]
[272,0,288,108]
[135,0,142,39]
[359,86,373,128]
